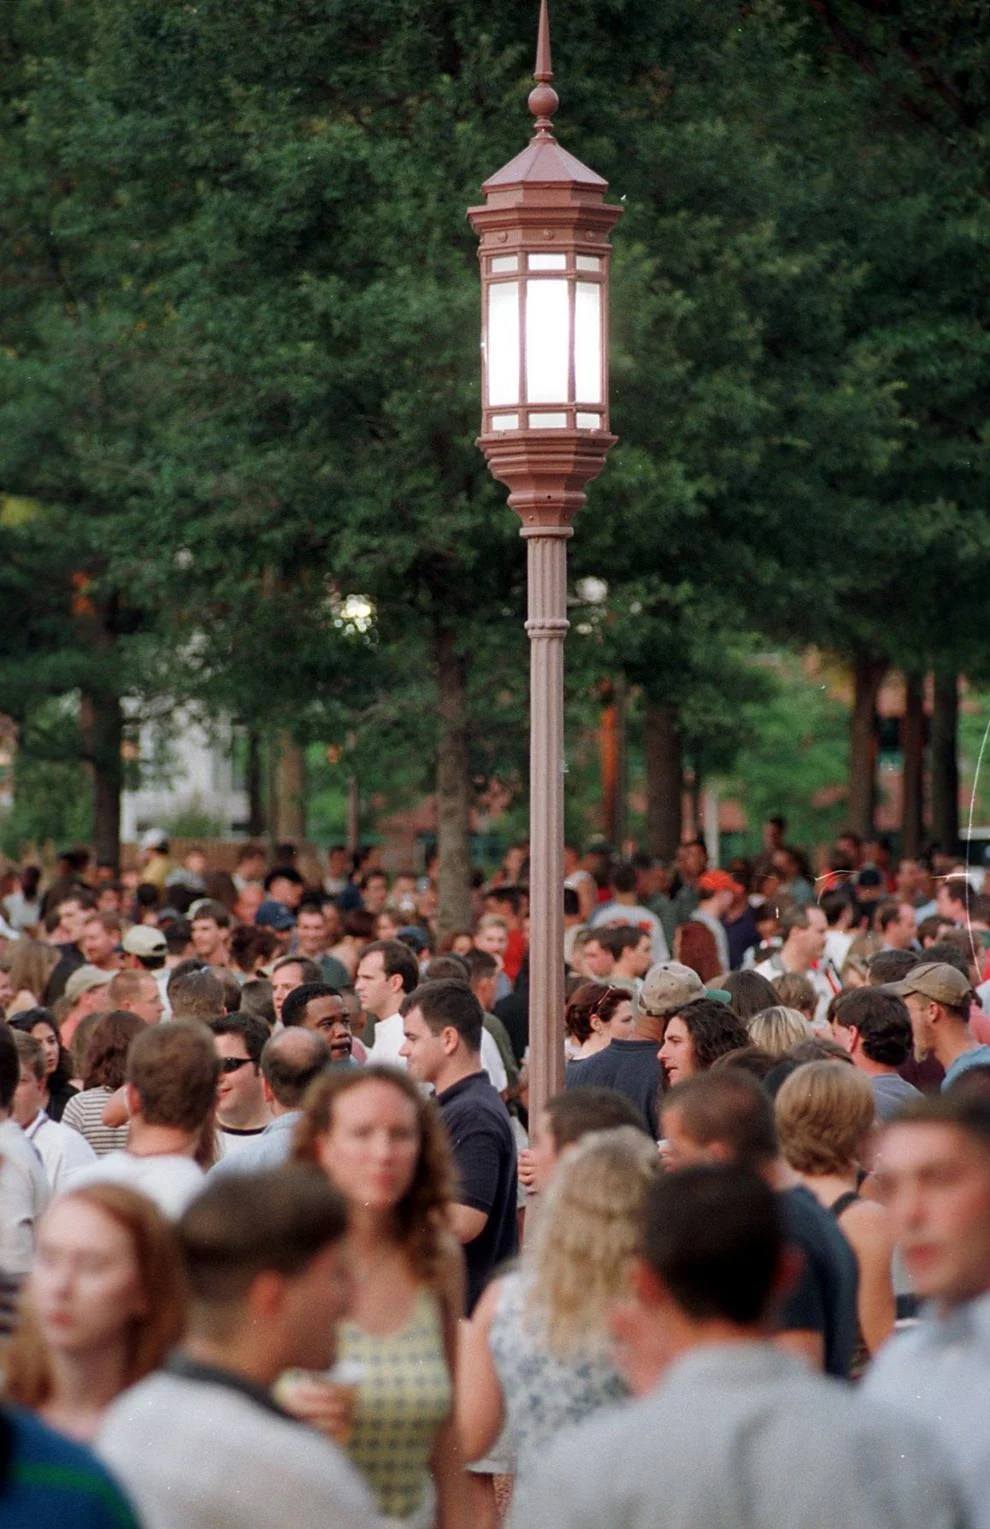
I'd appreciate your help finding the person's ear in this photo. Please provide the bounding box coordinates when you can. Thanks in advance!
[629,1256,667,1311]
[261,1077,275,1105]
[123,1083,142,1120]
[246,1269,286,1324]
[442,1025,460,1056]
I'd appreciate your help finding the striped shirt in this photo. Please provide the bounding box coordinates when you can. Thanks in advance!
[61,1089,130,1158]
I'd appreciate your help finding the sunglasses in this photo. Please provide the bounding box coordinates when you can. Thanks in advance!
[591,985,622,1017]
[218,1056,253,1075]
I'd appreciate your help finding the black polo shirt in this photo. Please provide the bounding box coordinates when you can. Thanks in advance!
[436,1070,518,1313]
[565,1038,665,1137]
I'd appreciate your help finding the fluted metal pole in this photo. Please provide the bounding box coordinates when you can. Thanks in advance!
[523,523,570,1119]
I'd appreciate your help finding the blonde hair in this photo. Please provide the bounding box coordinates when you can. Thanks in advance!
[525,1126,660,1357]
[840,933,881,986]
[747,1005,809,1057]
[5,940,57,1005]
[775,1060,876,1176]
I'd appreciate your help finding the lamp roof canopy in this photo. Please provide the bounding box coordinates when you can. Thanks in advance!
[480,0,611,200]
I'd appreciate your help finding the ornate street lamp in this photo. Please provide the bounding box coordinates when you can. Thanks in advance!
[469,0,622,1119]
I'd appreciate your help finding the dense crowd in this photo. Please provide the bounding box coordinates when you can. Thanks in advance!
[0,822,988,1526]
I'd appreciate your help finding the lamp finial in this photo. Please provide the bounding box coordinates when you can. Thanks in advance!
[528,0,558,137]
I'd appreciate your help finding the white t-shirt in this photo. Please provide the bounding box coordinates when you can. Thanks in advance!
[0,1118,50,1274]
[23,1111,96,1193]
[368,1011,508,1092]
[590,901,670,962]
[69,1150,204,1218]
[99,1368,377,1529]
[216,1126,271,1161]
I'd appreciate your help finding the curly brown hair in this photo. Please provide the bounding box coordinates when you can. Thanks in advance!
[83,1011,145,1090]
[292,1065,454,1286]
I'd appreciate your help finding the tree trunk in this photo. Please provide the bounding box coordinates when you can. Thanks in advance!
[644,700,682,859]
[273,733,306,841]
[599,676,627,848]
[434,624,473,938]
[901,672,925,858]
[246,728,265,837]
[848,655,886,837]
[931,668,960,853]
[81,688,122,870]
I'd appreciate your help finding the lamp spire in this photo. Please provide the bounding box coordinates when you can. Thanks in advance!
[528,0,559,138]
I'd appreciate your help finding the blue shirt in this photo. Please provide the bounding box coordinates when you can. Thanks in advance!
[942,1045,990,1089]
[0,1405,138,1527]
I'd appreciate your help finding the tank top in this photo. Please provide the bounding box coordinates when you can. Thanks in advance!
[338,1286,451,1522]
[828,1190,870,1378]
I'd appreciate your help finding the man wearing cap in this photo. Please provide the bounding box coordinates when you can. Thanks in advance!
[255,899,297,955]
[888,961,990,1089]
[565,962,705,1137]
[687,870,739,973]
[121,924,172,1016]
[60,966,113,1047]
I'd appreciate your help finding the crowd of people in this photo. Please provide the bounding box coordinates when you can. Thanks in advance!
[0,822,988,1525]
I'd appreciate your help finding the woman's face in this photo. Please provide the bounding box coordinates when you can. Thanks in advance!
[32,1023,60,1076]
[451,934,473,957]
[599,999,635,1041]
[31,1199,146,1356]
[318,1081,421,1214]
[375,912,400,941]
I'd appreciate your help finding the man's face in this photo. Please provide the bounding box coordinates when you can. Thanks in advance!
[903,990,938,1060]
[81,917,119,968]
[798,909,827,963]
[936,883,962,922]
[399,1006,447,1085]
[474,924,508,962]
[528,1109,559,1193]
[301,994,352,1062]
[583,939,614,979]
[473,973,498,1013]
[328,848,349,879]
[888,903,917,950]
[215,1032,265,1127]
[58,899,89,945]
[75,982,111,1020]
[239,851,267,882]
[279,1241,353,1373]
[296,910,327,958]
[96,886,122,915]
[269,875,303,911]
[658,1016,696,1086]
[880,1123,990,1307]
[678,843,707,881]
[234,884,265,924]
[362,876,389,916]
[629,934,653,977]
[896,859,922,899]
[354,951,399,1020]
[271,963,305,1023]
[13,1066,44,1126]
[660,1104,715,1168]
[130,976,164,1026]
[191,917,226,962]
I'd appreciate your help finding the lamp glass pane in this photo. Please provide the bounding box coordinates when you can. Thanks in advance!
[574,282,602,404]
[529,253,567,270]
[577,412,602,429]
[487,281,520,406]
[576,256,602,271]
[491,255,518,273]
[525,278,569,404]
[529,412,568,428]
[491,413,520,431]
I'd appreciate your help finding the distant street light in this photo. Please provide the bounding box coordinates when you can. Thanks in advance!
[469,0,622,1119]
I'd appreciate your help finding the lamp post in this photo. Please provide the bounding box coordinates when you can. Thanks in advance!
[469,0,621,1121]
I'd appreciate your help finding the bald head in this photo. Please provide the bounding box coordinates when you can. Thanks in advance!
[260,1027,330,1112]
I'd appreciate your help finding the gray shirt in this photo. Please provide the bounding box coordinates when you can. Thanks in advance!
[871,1072,922,1121]
[863,1290,990,1529]
[512,1342,965,1529]
[209,1111,301,1175]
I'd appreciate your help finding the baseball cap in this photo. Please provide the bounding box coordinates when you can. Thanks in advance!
[698,869,744,897]
[139,828,169,851]
[64,965,113,1004]
[122,925,168,959]
[886,961,973,1007]
[255,899,296,932]
[638,961,705,1018]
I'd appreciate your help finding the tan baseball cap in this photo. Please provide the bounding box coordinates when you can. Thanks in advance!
[122,925,168,958]
[64,964,113,1004]
[638,961,705,1018]
[887,961,973,1007]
